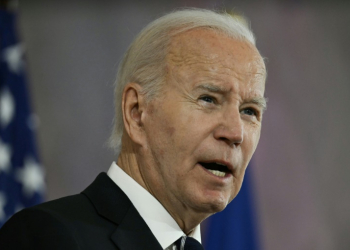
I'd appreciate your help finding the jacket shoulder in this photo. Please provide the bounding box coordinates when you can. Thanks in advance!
[0,193,117,250]
[0,201,81,250]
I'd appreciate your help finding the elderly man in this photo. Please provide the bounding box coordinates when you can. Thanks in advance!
[0,8,266,250]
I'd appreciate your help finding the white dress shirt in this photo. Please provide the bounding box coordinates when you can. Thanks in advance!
[107,162,201,250]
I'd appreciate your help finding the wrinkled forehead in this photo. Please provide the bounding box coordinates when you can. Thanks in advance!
[166,28,266,82]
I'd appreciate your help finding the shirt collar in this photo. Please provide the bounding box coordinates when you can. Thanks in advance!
[107,162,201,249]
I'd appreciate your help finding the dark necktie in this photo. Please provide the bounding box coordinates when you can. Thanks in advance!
[175,236,204,250]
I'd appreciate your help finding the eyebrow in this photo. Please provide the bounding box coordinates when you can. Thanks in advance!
[248,97,268,111]
[194,84,229,94]
[195,84,268,111]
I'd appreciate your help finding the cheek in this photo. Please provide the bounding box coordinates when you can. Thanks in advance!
[166,126,176,136]
[164,110,197,146]
[146,111,183,165]
[238,126,261,172]
[251,128,261,152]
[245,124,261,151]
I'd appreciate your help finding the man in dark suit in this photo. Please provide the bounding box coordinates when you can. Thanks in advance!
[0,8,267,250]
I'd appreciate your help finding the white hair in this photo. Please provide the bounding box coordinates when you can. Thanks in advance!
[109,8,257,154]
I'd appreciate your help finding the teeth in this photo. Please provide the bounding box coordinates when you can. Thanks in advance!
[208,169,226,177]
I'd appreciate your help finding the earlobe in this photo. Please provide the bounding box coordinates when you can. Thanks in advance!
[122,83,145,145]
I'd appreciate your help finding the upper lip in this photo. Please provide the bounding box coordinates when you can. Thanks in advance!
[199,159,234,174]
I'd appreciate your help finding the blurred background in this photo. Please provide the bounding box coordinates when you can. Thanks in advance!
[2,0,350,249]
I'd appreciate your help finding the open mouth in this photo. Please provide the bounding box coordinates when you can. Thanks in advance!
[199,162,230,178]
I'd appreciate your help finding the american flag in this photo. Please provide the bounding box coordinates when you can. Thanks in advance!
[0,8,45,228]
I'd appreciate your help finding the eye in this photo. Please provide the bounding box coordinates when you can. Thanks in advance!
[241,108,257,116]
[199,95,216,104]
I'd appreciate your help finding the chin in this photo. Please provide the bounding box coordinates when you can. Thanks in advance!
[193,195,232,214]
[209,189,241,213]
[208,202,228,214]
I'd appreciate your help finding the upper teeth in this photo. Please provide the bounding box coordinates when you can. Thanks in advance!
[208,169,226,177]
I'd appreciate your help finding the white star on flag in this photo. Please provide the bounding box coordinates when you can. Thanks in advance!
[0,192,6,222]
[0,139,11,173]
[0,9,45,228]
[0,88,15,128]
[2,43,24,74]
[16,156,45,198]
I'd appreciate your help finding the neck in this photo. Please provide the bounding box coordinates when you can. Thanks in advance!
[117,135,208,234]
[117,135,146,191]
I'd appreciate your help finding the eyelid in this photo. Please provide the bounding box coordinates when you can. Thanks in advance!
[199,94,218,104]
[241,102,263,112]
[241,106,262,118]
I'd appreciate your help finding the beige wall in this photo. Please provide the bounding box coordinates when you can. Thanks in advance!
[18,1,350,249]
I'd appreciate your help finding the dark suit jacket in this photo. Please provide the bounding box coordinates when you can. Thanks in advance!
[0,173,163,250]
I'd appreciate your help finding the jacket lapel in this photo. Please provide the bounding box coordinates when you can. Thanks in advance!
[82,173,163,250]
[111,203,163,250]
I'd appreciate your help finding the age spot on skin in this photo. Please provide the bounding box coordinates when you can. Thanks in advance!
[166,126,175,136]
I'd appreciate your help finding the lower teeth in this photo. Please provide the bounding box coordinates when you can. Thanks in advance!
[208,169,225,177]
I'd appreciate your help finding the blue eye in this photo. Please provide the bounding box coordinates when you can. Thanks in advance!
[200,96,216,103]
[242,108,257,116]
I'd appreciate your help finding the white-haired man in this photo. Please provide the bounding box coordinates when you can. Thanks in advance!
[0,8,267,250]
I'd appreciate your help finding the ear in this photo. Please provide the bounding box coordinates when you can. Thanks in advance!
[122,83,146,146]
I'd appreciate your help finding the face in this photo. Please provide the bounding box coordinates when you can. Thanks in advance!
[137,29,266,218]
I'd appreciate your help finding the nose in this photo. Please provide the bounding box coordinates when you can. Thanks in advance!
[213,110,244,147]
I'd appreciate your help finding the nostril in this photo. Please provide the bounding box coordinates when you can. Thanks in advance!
[218,135,243,147]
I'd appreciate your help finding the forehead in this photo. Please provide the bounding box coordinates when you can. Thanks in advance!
[166,28,266,92]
